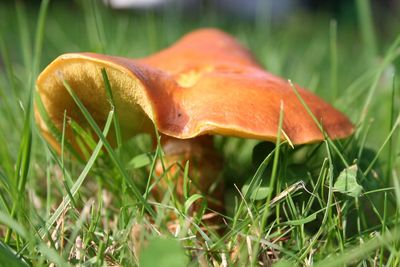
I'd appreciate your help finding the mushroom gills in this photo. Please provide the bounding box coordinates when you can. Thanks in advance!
[37,59,155,149]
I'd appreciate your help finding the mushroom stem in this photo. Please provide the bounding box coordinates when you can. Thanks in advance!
[154,135,225,217]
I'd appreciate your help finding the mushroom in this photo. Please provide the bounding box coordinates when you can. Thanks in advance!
[36,28,354,218]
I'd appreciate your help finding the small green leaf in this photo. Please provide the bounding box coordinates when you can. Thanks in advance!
[139,238,187,267]
[127,153,153,169]
[282,213,317,226]
[242,182,270,200]
[183,161,190,200]
[184,194,204,214]
[334,164,363,197]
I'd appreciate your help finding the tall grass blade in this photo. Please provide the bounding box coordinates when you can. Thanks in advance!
[251,101,285,266]
[386,74,397,183]
[5,0,50,244]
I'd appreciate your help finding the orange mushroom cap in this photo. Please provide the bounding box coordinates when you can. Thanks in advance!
[36,28,354,148]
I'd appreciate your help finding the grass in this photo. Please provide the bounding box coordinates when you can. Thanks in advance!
[0,0,400,266]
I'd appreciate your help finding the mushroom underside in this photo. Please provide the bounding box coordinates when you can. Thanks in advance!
[36,57,155,150]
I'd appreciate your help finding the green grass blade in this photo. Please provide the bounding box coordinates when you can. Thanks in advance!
[5,0,50,244]
[358,34,400,124]
[5,77,33,245]
[315,227,400,267]
[363,114,400,176]
[355,0,378,58]
[15,0,32,71]
[0,210,27,239]
[252,101,284,266]
[101,68,122,148]
[329,20,338,100]
[38,109,114,238]
[0,240,29,267]
[34,93,84,162]
[37,243,71,267]
[31,0,50,79]
[62,80,155,217]
[386,74,397,183]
